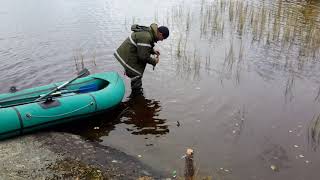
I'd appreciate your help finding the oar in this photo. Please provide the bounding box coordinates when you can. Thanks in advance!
[0,85,98,109]
[0,91,66,109]
[0,83,97,109]
[34,68,90,102]
[0,84,96,105]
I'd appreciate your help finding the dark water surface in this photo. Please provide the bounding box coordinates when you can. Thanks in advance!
[1,0,320,179]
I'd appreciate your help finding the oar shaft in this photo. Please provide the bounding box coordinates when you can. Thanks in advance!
[0,85,95,106]
[35,68,89,101]
[0,91,75,109]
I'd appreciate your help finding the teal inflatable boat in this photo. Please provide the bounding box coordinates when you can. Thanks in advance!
[0,71,125,140]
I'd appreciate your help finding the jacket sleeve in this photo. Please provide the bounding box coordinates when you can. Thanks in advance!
[150,48,156,55]
[135,36,157,66]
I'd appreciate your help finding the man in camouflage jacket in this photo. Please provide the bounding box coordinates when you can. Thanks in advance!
[114,23,169,96]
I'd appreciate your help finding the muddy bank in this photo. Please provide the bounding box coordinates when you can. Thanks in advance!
[0,132,167,179]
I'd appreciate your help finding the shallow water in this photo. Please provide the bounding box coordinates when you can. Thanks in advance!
[1,0,320,179]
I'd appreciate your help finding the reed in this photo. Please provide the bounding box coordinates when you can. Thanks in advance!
[205,54,211,74]
[73,49,85,73]
[235,63,241,85]
[80,53,84,70]
[225,40,235,72]
[315,86,320,102]
[74,56,79,72]
[168,0,320,82]
[193,49,201,79]
[228,0,234,22]
[284,73,295,102]
[177,36,182,58]
[212,8,219,36]
[252,8,259,41]
[92,50,96,66]
[236,1,247,36]
[200,0,205,15]
[154,10,159,23]
[308,113,320,151]
[235,39,245,84]
[259,5,266,41]
[132,17,136,24]
[186,9,191,32]
[220,0,225,12]
[166,10,170,26]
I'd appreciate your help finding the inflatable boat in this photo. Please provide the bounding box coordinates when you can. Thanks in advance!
[0,71,125,140]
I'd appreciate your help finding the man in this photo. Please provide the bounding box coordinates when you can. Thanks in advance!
[114,23,169,96]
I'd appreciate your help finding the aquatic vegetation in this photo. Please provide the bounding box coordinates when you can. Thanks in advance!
[154,10,159,23]
[163,0,320,83]
[176,36,182,58]
[73,49,85,73]
[186,9,191,32]
[284,73,295,103]
[73,49,97,73]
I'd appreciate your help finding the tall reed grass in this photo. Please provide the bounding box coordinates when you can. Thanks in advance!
[165,0,319,82]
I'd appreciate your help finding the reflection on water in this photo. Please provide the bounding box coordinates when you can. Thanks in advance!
[57,94,169,141]
[260,143,291,171]
[55,106,123,142]
[308,113,320,151]
[121,94,169,136]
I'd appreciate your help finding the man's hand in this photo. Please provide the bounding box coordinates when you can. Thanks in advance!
[155,55,160,64]
[152,55,159,71]
[154,50,160,56]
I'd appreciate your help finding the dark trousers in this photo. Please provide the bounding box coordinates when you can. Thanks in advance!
[130,76,143,96]
[131,76,142,91]
[126,70,143,96]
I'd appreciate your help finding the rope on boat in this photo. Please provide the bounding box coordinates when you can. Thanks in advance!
[25,102,94,119]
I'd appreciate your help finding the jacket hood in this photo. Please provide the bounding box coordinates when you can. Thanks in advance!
[150,23,158,42]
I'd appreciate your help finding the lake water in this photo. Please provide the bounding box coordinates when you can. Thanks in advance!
[1,0,320,179]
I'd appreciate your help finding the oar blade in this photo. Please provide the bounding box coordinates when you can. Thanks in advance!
[78,68,90,78]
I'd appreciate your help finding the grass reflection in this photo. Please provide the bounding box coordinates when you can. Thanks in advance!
[308,113,320,151]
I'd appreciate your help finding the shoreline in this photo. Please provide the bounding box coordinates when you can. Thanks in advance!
[0,132,167,179]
